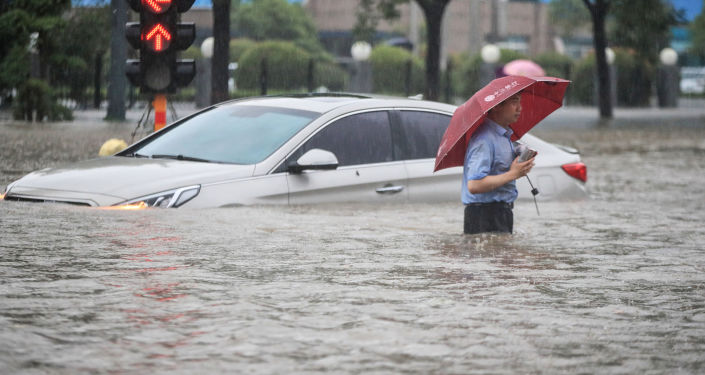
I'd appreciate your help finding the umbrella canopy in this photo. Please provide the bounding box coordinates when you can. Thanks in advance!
[434,75,569,172]
[503,59,546,77]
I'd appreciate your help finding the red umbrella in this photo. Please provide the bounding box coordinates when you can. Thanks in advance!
[434,75,569,172]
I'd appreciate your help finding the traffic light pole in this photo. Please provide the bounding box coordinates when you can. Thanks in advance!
[153,94,167,131]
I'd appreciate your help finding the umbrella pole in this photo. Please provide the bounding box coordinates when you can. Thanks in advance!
[526,176,540,216]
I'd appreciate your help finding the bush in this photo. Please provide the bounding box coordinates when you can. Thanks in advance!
[569,55,595,106]
[230,38,257,63]
[12,79,73,122]
[454,49,529,99]
[182,45,202,60]
[534,52,573,79]
[14,79,49,121]
[569,48,654,107]
[314,61,346,91]
[535,52,574,102]
[235,41,312,91]
[613,48,653,107]
[369,45,424,95]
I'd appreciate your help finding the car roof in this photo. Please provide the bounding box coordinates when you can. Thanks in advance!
[214,93,457,115]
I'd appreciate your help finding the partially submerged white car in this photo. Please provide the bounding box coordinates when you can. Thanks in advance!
[2,95,587,208]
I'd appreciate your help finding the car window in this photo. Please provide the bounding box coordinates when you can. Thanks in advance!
[281,111,394,170]
[132,105,318,164]
[396,111,451,160]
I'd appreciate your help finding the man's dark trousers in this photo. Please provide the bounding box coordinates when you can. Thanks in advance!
[464,202,513,234]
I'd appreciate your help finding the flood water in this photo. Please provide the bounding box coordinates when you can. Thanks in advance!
[1,113,705,374]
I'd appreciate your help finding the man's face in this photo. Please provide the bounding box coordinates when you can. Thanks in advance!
[489,93,522,126]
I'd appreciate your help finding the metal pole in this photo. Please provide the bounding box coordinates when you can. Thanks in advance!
[260,58,268,96]
[153,94,167,131]
[307,59,315,93]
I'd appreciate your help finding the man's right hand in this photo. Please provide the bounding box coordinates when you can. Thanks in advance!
[467,156,536,194]
[510,156,535,179]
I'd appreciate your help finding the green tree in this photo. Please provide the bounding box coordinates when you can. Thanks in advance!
[212,0,231,104]
[548,0,591,38]
[370,45,424,95]
[582,0,613,118]
[354,0,452,102]
[0,0,72,120]
[0,0,70,91]
[689,1,705,61]
[53,3,111,108]
[235,41,311,90]
[232,0,324,57]
[610,0,681,64]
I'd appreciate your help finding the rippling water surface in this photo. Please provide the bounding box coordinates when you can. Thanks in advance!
[1,119,704,374]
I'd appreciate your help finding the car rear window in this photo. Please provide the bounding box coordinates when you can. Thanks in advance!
[133,105,319,164]
[395,111,451,160]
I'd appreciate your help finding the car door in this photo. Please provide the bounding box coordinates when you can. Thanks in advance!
[393,110,460,202]
[285,110,408,204]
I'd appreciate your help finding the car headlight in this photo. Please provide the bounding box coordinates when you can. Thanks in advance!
[116,185,200,209]
[1,181,17,200]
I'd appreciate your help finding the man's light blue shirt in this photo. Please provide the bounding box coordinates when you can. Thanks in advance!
[461,118,518,204]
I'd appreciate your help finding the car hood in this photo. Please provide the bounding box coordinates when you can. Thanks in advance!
[7,156,255,206]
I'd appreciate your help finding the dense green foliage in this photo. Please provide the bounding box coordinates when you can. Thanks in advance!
[230,38,258,63]
[53,6,110,107]
[13,78,73,121]
[369,45,424,95]
[569,48,654,107]
[0,0,71,92]
[548,0,591,38]
[691,3,705,61]
[453,49,528,100]
[534,52,573,79]
[609,0,681,64]
[0,0,109,120]
[235,41,345,92]
[232,0,326,58]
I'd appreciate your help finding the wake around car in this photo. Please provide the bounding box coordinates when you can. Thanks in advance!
[2,95,588,209]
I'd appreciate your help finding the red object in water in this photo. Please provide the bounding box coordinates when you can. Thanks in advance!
[562,162,587,182]
[434,75,570,172]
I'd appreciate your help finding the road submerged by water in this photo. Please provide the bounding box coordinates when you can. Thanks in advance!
[1,115,704,374]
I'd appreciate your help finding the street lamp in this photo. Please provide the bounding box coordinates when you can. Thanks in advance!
[201,37,214,59]
[658,47,679,108]
[351,41,372,62]
[196,37,214,108]
[480,44,500,86]
[659,47,678,66]
[603,47,617,108]
[350,41,372,93]
[480,44,500,64]
[605,47,615,65]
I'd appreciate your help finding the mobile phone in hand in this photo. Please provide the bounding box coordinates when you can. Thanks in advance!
[518,147,537,162]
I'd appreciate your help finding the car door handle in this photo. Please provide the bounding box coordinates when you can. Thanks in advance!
[375,185,404,194]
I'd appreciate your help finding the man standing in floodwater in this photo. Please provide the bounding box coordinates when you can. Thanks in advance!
[462,92,535,234]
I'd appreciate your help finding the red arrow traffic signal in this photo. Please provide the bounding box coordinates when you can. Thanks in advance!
[143,23,172,52]
[125,0,196,93]
[143,0,172,13]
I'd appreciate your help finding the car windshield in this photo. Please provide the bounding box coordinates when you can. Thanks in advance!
[132,105,319,164]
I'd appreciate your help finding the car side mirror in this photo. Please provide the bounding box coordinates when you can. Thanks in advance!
[288,148,339,174]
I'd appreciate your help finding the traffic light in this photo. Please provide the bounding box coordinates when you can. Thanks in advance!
[125,0,196,93]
